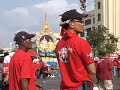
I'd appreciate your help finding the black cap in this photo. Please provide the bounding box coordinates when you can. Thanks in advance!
[118,55,120,59]
[60,9,88,22]
[14,31,35,44]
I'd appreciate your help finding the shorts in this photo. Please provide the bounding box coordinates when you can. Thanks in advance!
[98,80,113,90]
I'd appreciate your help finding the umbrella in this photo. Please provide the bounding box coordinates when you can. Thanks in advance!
[27,50,40,58]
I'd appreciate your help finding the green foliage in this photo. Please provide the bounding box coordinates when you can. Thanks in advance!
[87,26,119,56]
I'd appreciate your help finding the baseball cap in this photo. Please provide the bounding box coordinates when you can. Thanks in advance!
[14,31,35,44]
[60,9,88,25]
[118,55,120,59]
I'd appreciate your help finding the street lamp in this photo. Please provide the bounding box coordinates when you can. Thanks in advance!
[80,0,87,12]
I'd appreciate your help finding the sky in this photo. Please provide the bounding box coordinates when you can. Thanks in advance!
[0,0,94,48]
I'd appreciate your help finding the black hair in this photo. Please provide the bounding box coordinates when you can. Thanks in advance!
[61,24,69,30]
[4,52,9,57]
[118,55,120,59]
[98,51,106,58]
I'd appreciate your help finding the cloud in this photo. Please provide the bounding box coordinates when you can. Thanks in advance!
[86,0,94,11]
[0,0,94,48]
[3,0,94,28]
[34,0,79,15]
[3,6,40,27]
[4,7,29,17]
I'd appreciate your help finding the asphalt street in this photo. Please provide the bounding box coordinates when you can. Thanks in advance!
[0,70,120,90]
[37,70,120,90]
[36,70,61,90]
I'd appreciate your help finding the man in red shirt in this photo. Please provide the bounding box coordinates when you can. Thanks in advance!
[9,31,36,90]
[97,53,113,90]
[55,9,96,90]
[112,59,117,77]
[116,55,120,78]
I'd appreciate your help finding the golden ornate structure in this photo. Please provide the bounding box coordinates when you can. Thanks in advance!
[36,15,57,52]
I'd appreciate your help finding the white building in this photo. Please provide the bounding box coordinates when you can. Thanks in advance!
[83,0,120,53]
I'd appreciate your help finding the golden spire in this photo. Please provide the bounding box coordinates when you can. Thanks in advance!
[41,14,52,34]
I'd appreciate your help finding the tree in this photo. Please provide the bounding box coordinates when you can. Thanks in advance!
[87,26,119,56]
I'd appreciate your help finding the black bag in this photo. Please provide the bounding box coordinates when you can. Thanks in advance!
[82,81,92,90]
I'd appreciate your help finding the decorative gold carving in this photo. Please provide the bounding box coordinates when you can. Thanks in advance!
[36,15,57,52]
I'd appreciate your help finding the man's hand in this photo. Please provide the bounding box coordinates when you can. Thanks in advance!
[20,78,29,90]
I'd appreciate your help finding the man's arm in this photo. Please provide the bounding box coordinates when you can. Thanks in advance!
[86,63,96,82]
[20,78,29,90]
[110,70,114,80]
[108,61,114,80]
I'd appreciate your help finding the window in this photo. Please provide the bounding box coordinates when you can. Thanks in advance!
[98,13,101,21]
[92,27,95,30]
[86,28,91,36]
[85,19,91,25]
[98,25,101,30]
[98,2,101,9]
[93,17,95,23]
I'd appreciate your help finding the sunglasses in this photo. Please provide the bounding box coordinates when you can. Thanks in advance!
[72,20,84,23]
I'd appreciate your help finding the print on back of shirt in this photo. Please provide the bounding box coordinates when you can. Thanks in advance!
[58,46,72,63]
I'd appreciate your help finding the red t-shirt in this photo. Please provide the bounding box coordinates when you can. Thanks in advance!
[55,30,94,90]
[112,60,117,66]
[34,63,40,71]
[98,58,112,80]
[39,62,46,69]
[116,59,120,68]
[9,49,36,90]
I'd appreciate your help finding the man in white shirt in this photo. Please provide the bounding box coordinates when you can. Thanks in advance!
[3,52,15,64]
[3,55,11,64]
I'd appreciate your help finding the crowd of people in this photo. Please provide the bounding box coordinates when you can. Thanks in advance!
[94,53,120,90]
[0,9,120,90]
[0,32,56,90]
[55,9,120,90]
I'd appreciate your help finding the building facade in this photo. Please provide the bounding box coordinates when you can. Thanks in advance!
[83,0,120,53]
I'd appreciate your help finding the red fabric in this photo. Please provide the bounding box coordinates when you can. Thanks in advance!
[9,49,36,90]
[2,64,9,74]
[95,62,98,71]
[116,59,120,68]
[55,30,94,90]
[34,62,46,71]
[39,62,46,69]
[2,63,9,82]
[43,63,47,68]
[39,62,43,69]
[112,60,117,66]
[98,58,112,80]
[34,63,40,71]
[27,49,40,58]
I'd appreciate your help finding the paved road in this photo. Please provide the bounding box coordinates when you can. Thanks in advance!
[37,70,120,90]
[37,77,61,90]
[0,69,120,90]
[37,70,61,90]
[113,76,120,90]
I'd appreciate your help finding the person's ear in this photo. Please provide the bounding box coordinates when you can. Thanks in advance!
[22,40,26,46]
[69,21,74,28]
